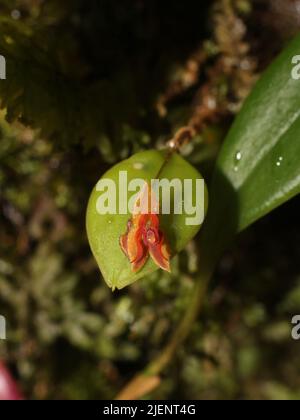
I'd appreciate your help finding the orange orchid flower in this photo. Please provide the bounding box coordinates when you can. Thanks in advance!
[119,183,171,273]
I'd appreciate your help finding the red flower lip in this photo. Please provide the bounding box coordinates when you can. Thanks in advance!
[120,184,171,273]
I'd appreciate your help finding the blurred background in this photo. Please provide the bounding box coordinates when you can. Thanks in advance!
[0,0,300,400]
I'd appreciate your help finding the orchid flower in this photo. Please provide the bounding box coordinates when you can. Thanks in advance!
[120,183,171,273]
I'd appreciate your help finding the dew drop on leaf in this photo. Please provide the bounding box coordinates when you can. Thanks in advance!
[233,151,243,172]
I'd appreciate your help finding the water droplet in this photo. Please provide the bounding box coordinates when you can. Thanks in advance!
[276,156,283,167]
[233,151,242,172]
[236,151,242,161]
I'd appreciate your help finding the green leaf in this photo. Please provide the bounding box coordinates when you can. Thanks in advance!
[202,34,300,259]
[86,150,208,290]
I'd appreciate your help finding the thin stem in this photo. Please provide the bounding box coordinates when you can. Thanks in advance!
[155,125,196,179]
[147,272,210,375]
[116,259,213,400]
[166,126,196,152]
[156,126,195,179]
